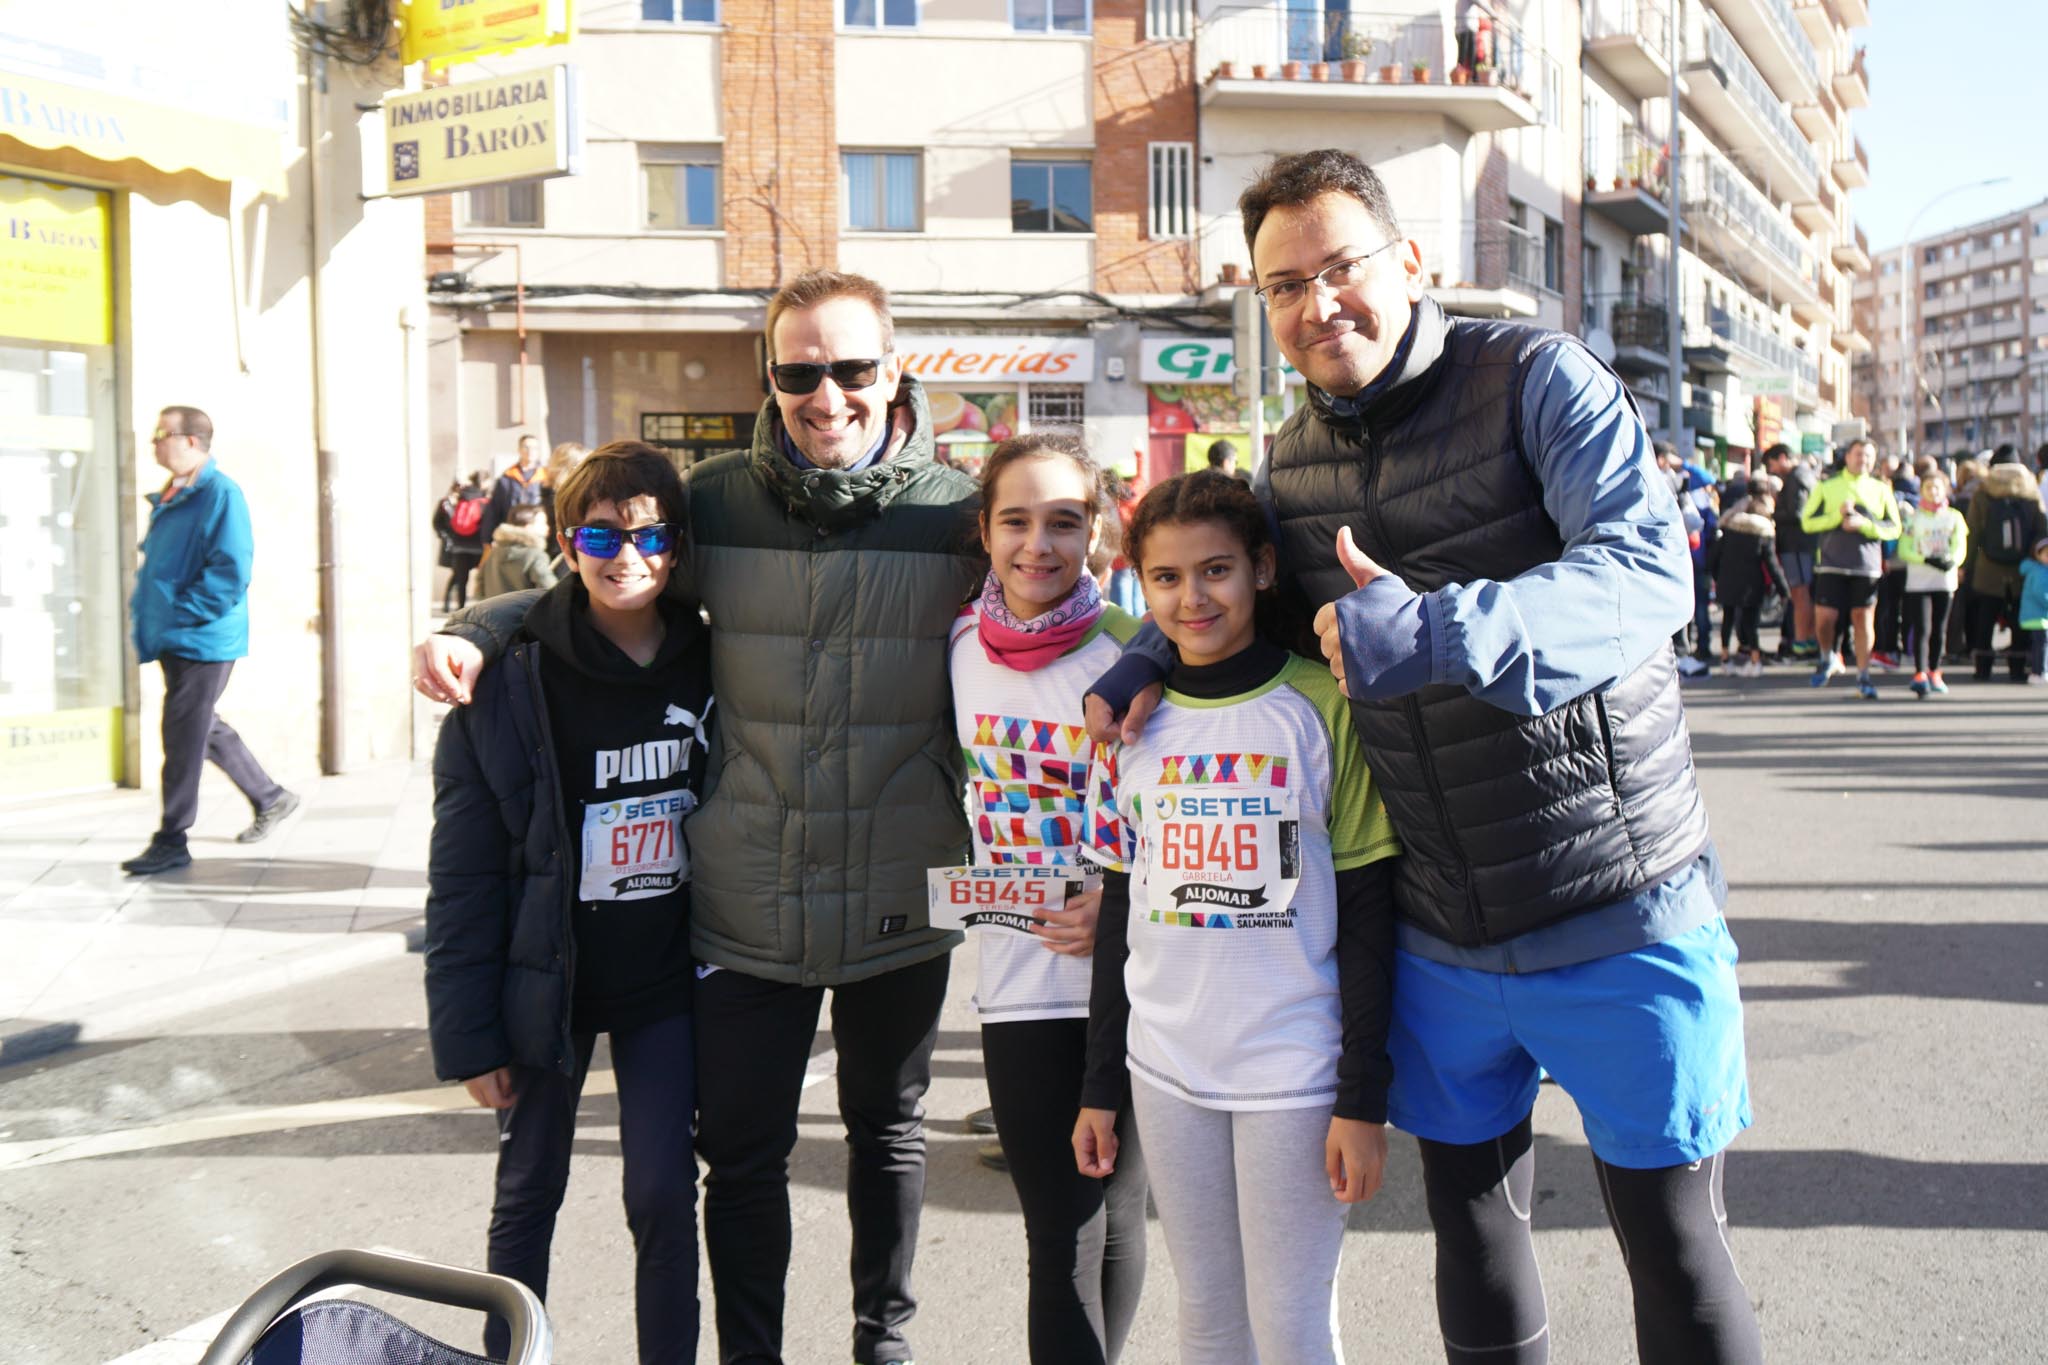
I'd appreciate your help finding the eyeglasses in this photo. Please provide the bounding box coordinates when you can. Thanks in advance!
[1253,241,1400,312]
[568,523,676,559]
[151,429,188,443]
[768,359,885,395]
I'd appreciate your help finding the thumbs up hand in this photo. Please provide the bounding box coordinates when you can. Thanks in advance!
[1334,524,1384,589]
[1312,526,1386,698]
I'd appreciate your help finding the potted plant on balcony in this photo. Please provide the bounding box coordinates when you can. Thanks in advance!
[1473,60,1495,85]
[1282,59,1304,79]
[1451,63,1471,85]
[1340,29,1370,81]
[1214,60,1236,80]
[1412,59,1432,83]
[1311,59,1330,81]
[1379,61,1400,82]
[1251,62,1269,79]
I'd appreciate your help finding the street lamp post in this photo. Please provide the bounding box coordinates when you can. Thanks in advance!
[1897,177,2011,459]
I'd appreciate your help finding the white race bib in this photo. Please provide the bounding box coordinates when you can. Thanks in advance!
[578,787,695,902]
[1140,783,1300,925]
[927,864,1099,934]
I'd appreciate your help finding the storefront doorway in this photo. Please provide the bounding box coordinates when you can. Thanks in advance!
[0,174,124,799]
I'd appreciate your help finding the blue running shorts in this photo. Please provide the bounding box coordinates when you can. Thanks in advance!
[1385,916,1752,1169]
[1777,549,1816,591]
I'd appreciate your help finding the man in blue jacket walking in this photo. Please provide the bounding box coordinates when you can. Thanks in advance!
[123,406,297,875]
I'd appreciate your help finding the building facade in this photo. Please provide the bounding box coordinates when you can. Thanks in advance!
[0,3,431,803]
[1855,199,2048,459]
[430,0,1871,503]
[1577,0,1871,465]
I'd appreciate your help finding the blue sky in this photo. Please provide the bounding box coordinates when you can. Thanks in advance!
[1853,0,2048,251]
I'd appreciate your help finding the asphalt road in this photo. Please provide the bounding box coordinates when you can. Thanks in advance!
[3,668,2043,1364]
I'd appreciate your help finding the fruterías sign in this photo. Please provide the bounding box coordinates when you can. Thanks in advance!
[894,336,1094,383]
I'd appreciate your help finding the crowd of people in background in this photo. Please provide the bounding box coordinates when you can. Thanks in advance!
[432,439,588,612]
[1661,438,2048,694]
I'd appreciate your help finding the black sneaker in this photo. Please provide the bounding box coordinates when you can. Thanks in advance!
[966,1106,998,1135]
[236,790,301,844]
[976,1141,1008,1173]
[121,842,192,876]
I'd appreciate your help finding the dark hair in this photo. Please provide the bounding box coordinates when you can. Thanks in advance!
[552,440,686,536]
[1990,443,2021,467]
[506,503,543,528]
[2036,442,2048,472]
[1762,443,1791,465]
[977,429,1113,540]
[1238,149,1401,265]
[1205,439,1238,469]
[159,405,214,452]
[1126,471,1292,642]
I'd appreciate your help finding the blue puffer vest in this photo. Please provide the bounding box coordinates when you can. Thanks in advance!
[1268,299,1710,946]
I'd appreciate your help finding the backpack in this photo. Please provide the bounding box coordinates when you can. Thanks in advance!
[1983,498,2030,566]
[448,495,483,538]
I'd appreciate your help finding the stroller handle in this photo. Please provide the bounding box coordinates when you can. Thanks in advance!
[197,1247,549,1365]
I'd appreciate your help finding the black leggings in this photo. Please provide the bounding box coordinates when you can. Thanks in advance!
[1718,592,1763,654]
[1905,590,1954,674]
[981,1018,1148,1365]
[1419,1115,1761,1364]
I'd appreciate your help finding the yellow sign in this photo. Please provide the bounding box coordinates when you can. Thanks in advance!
[0,178,112,347]
[381,66,580,198]
[401,0,576,72]
[0,707,122,799]
[0,68,289,196]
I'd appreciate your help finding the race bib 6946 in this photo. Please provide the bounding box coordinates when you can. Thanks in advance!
[1141,783,1300,926]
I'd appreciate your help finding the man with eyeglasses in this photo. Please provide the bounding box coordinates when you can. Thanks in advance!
[414,271,980,1365]
[1088,150,1760,1363]
[123,405,298,875]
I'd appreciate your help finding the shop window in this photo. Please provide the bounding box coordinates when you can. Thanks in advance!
[844,0,917,27]
[1027,385,1086,427]
[1013,0,1088,33]
[466,181,542,229]
[1013,160,1092,233]
[643,147,720,230]
[1148,143,1192,239]
[642,0,717,19]
[842,152,921,231]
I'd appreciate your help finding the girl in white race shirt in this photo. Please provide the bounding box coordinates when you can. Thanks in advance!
[947,432,1148,1364]
[1073,470,1401,1365]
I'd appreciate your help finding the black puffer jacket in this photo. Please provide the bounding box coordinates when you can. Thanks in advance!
[423,584,710,1081]
[1265,299,1710,946]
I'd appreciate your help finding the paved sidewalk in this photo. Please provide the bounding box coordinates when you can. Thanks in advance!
[0,762,433,1065]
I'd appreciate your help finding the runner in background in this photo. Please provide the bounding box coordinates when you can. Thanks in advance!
[1074,471,1400,1365]
[945,432,1148,1365]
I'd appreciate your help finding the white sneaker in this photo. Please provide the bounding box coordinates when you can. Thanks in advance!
[1677,656,1710,678]
[2028,674,2048,687]
[1741,660,1764,679]
[1720,660,1740,677]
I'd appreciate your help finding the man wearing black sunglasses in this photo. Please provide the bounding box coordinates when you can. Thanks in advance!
[417,270,981,1365]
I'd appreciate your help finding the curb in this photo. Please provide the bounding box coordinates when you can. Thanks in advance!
[0,922,424,1069]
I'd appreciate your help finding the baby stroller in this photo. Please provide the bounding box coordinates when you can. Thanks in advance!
[197,1248,550,1364]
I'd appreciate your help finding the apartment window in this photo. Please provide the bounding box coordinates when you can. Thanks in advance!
[1542,217,1563,294]
[2035,220,2048,237]
[1541,61,1562,128]
[1012,159,1092,233]
[844,0,916,28]
[1145,0,1191,39]
[466,181,542,228]
[1027,385,1086,426]
[1013,0,1089,34]
[842,151,921,231]
[1148,142,1193,239]
[642,0,717,19]
[642,147,720,229]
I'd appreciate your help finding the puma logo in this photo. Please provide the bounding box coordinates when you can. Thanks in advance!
[664,705,693,727]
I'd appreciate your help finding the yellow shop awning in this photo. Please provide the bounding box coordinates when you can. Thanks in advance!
[0,68,290,197]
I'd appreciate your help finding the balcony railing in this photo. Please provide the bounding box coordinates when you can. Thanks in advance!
[1583,0,1670,51]
[1585,121,1671,199]
[1406,217,1549,298]
[1686,7,1822,193]
[1735,0,1823,95]
[1201,5,1556,105]
[1684,152,1813,290]
[1694,303,1819,387]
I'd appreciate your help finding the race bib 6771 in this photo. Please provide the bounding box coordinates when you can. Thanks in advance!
[578,787,695,902]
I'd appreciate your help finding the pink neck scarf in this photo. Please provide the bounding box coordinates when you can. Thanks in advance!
[977,570,1104,672]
